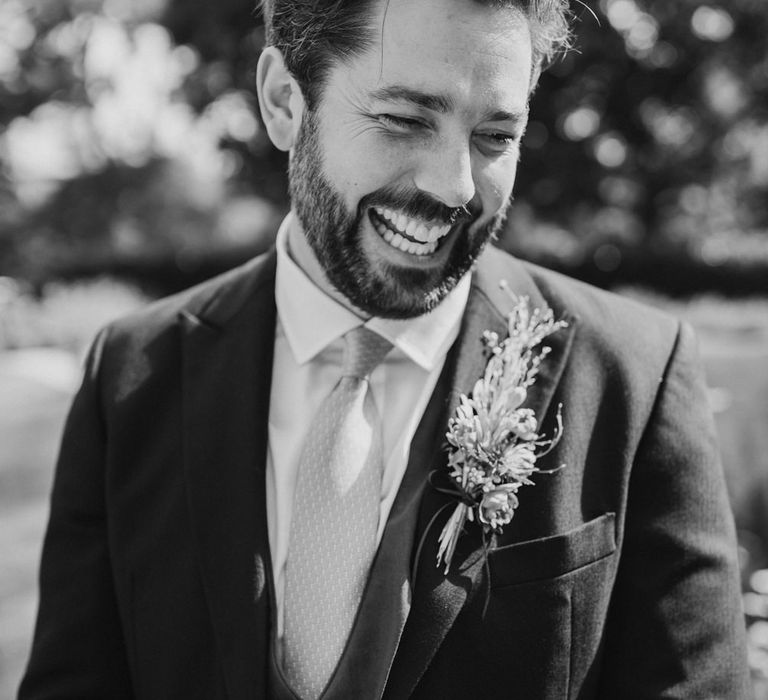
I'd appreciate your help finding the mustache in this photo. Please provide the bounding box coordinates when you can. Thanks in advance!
[360,187,476,227]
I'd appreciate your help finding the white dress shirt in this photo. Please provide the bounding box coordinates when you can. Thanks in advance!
[266,213,470,640]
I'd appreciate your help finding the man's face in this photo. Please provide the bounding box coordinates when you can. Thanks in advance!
[288,0,533,318]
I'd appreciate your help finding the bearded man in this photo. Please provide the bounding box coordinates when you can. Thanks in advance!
[20,0,750,698]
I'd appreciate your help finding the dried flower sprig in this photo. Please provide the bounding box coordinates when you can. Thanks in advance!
[435,284,568,573]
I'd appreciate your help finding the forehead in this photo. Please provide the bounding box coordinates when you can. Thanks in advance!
[325,0,533,116]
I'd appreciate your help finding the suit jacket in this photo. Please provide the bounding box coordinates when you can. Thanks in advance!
[20,245,750,699]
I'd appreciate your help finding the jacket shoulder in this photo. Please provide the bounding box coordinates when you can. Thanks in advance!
[477,246,687,390]
[518,257,682,365]
[527,259,676,326]
[100,248,276,348]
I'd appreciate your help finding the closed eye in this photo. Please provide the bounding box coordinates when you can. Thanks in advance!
[378,114,428,130]
[478,132,518,145]
[475,131,521,154]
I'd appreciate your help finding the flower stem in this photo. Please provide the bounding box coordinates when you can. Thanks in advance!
[437,504,469,573]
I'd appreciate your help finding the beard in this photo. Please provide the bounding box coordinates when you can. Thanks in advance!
[288,109,510,319]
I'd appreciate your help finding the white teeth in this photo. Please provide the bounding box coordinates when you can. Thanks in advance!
[372,206,452,255]
[373,206,452,241]
[431,223,450,242]
[376,207,392,224]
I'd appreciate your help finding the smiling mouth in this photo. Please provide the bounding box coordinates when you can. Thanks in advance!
[368,206,453,256]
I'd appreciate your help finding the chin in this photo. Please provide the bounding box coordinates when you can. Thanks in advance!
[329,232,491,320]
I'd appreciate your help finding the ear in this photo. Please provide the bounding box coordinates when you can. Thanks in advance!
[256,46,305,152]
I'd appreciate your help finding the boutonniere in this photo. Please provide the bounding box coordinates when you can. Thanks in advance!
[433,282,568,573]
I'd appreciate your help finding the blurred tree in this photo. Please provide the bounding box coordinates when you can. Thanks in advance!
[508,0,768,287]
[0,0,280,289]
[0,0,767,294]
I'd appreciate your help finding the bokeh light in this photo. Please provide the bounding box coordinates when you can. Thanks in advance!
[691,6,735,43]
[561,106,601,141]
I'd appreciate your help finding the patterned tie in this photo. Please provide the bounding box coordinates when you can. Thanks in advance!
[283,326,393,700]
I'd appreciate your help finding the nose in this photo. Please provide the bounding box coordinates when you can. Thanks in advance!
[412,138,476,209]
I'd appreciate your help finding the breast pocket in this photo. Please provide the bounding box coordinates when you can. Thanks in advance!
[489,512,617,589]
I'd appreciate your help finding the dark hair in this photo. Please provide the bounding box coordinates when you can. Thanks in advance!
[259,0,572,108]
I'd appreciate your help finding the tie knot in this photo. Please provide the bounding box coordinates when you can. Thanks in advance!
[341,326,392,379]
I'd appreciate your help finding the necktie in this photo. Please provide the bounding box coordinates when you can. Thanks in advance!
[283,326,393,700]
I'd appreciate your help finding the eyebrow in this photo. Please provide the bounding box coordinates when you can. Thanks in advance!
[369,85,453,113]
[368,84,528,124]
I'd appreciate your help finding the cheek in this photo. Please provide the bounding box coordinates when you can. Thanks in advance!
[318,143,368,205]
[323,137,408,206]
[476,156,520,212]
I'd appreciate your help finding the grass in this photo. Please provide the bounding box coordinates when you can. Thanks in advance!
[0,367,72,698]
[0,276,149,354]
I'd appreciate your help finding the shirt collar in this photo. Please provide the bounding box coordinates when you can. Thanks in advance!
[274,212,470,371]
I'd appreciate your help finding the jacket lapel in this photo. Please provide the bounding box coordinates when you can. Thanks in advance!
[384,247,577,699]
[181,251,277,699]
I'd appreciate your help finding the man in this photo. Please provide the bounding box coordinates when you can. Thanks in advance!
[21,0,750,698]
